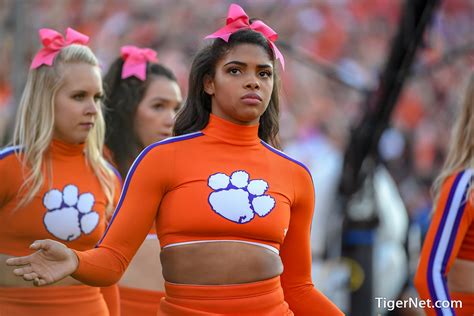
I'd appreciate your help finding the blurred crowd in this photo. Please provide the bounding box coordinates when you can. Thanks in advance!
[0,0,472,314]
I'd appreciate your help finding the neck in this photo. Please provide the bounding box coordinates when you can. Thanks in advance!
[49,138,86,157]
[202,113,260,146]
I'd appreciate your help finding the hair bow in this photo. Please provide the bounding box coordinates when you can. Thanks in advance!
[121,45,158,81]
[205,3,285,69]
[30,28,90,69]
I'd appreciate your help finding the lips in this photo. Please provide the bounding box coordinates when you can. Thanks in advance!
[241,93,262,106]
[241,93,262,101]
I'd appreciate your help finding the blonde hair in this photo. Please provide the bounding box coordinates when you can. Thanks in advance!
[433,74,474,203]
[12,44,116,216]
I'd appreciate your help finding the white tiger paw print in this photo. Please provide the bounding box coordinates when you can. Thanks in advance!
[208,170,275,224]
[43,184,99,241]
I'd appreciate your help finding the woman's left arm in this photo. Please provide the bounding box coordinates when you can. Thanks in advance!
[280,163,344,315]
[414,170,473,316]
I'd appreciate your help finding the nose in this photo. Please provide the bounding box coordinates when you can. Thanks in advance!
[245,75,260,90]
[85,99,98,116]
[164,109,175,127]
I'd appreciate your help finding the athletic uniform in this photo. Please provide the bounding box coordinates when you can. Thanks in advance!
[415,169,474,315]
[0,139,121,316]
[72,114,344,315]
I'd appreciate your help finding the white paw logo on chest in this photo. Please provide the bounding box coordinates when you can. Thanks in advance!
[42,184,99,241]
[207,170,275,224]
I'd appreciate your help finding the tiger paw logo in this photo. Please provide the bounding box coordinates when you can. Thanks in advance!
[207,170,275,224]
[42,184,99,241]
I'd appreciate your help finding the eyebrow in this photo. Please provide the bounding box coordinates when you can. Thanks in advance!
[149,96,182,103]
[223,61,273,69]
[70,89,104,95]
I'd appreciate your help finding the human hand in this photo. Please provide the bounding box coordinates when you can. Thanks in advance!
[5,239,78,286]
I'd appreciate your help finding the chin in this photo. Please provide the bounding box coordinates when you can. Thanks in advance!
[74,134,90,144]
[236,109,263,123]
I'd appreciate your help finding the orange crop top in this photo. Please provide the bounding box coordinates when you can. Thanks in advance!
[72,114,343,315]
[0,140,121,256]
[414,169,474,315]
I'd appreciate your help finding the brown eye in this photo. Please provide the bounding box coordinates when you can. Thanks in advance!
[229,68,241,75]
[259,71,272,78]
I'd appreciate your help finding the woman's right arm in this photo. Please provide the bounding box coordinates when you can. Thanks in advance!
[7,144,175,286]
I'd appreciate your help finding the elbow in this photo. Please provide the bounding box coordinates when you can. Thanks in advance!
[72,272,122,287]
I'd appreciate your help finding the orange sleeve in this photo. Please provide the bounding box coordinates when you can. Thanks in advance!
[414,170,473,315]
[107,163,123,222]
[97,160,124,315]
[100,284,120,316]
[279,163,344,315]
[72,144,174,286]
[0,147,20,207]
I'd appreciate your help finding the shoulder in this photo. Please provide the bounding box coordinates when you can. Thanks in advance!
[148,132,205,152]
[0,146,23,165]
[131,131,205,166]
[260,140,312,182]
[439,169,473,207]
[443,169,473,190]
[105,161,122,185]
[0,146,24,185]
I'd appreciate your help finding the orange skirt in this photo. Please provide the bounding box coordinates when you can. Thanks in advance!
[451,292,474,316]
[119,286,165,316]
[0,285,108,316]
[158,276,293,316]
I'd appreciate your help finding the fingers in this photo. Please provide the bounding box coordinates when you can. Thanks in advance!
[12,265,34,276]
[5,256,32,267]
[29,239,50,251]
[23,272,39,281]
[33,277,48,287]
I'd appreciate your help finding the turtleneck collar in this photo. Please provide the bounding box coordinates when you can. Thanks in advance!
[50,138,86,157]
[202,113,260,146]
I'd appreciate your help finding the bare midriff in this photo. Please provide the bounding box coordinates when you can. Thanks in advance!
[119,238,165,291]
[448,258,474,293]
[160,241,283,285]
[0,253,83,287]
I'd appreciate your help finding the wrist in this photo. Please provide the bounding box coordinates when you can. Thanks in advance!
[68,248,79,273]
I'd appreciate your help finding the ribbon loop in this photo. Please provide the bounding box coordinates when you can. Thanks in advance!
[120,45,158,81]
[31,28,90,69]
[204,3,285,69]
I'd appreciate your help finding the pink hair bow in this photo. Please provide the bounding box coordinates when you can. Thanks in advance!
[30,28,90,69]
[121,45,158,81]
[205,3,285,69]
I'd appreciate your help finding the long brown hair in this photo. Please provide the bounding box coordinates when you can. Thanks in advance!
[174,29,282,148]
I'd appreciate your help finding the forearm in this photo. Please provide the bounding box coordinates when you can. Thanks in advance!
[72,246,129,286]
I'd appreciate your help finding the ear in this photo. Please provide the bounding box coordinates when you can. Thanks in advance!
[203,75,215,96]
